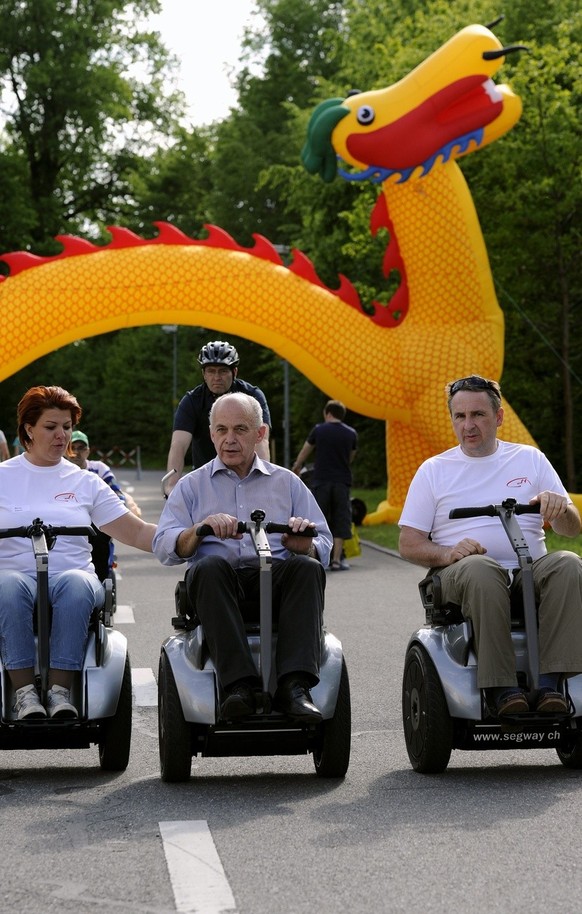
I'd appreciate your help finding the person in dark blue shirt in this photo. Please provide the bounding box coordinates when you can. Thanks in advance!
[292,400,357,570]
[165,340,271,494]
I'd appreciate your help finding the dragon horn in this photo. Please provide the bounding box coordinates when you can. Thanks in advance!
[482,44,529,60]
[301,98,349,183]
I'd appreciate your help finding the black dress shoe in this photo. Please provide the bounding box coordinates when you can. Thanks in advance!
[220,683,256,720]
[274,679,322,722]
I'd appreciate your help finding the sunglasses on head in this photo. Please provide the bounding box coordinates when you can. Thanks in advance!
[449,376,498,396]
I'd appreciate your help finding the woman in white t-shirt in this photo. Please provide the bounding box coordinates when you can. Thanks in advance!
[0,385,157,721]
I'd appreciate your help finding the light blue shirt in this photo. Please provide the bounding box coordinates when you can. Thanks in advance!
[153,455,332,568]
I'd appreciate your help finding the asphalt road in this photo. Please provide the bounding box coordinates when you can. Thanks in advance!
[1,470,582,913]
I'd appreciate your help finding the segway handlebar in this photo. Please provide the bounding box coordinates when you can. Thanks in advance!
[0,521,95,539]
[0,526,38,539]
[263,522,317,536]
[449,501,541,519]
[195,521,317,538]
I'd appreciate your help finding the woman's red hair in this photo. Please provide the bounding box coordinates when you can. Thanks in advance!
[17,386,82,452]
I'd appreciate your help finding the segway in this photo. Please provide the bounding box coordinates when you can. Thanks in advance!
[158,508,351,782]
[89,525,118,614]
[0,519,132,770]
[402,499,582,773]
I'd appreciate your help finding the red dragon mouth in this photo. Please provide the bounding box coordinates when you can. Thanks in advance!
[346,76,503,172]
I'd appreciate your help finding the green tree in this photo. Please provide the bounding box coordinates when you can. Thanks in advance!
[461,4,582,486]
[0,0,184,250]
[206,0,346,245]
[126,126,217,239]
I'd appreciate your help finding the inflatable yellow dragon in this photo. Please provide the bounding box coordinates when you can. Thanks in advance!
[0,25,572,521]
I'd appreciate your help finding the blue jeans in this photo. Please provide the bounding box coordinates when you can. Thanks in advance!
[0,570,104,671]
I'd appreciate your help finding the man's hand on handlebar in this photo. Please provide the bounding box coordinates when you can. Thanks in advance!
[281,516,317,556]
[176,512,319,560]
[176,513,241,559]
[197,514,244,541]
[530,491,570,525]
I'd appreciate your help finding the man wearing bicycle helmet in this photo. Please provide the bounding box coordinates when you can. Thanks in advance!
[165,340,271,493]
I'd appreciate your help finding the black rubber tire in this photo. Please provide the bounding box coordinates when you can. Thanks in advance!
[98,653,132,771]
[556,733,582,769]
[402,643,453,773]
[108,567,117,615]
[158,651,193,783]
[313,658,351,778]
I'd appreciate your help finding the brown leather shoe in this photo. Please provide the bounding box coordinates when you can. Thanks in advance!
[495,690,529,717]
[274,679,322,722]
[535,689,569,714]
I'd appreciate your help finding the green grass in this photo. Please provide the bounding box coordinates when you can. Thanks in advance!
[352,487,582,557]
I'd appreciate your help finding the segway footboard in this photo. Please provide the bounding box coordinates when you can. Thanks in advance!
[161,627,345,753]
[405,628,582,762]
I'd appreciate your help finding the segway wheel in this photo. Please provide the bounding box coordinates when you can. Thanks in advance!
[158,651,192,782]
[313,658,351,778]
[98,653,132,771]
[556,733,582,769]
[402,643,453,773]
[108,567,117,616]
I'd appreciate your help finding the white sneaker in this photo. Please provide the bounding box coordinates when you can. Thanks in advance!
[46,685,77,719]
[13,684,47,720]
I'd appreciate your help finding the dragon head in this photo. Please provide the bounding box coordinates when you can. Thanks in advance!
[302,24,524,184]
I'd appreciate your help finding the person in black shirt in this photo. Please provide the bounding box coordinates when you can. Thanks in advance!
[165,340,271,494]
[292,400,357,570]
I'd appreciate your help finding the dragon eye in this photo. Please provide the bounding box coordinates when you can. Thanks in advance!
[357,105,375,125]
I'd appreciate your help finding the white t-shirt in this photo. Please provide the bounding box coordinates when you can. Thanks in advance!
[398,441,569,569]
[0,455,128,575]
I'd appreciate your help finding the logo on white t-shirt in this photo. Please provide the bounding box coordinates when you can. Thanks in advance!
[506,477,531,488]
[55,492,78,502]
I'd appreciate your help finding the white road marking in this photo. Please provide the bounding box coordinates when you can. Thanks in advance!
[159,820,238,914]
[132,667,158,706]
[114,604,135,623]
